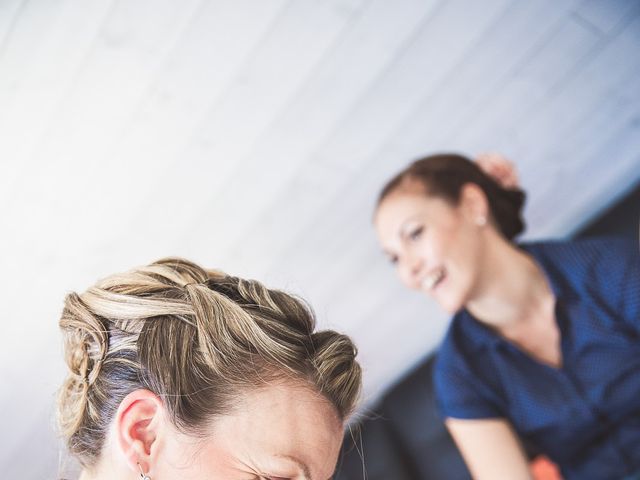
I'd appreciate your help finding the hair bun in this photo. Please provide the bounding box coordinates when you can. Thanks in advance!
[58,292,108,439]
[312,331,361,418]
[57,258,362,467]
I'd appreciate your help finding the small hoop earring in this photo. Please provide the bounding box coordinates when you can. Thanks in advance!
[137,462,151,480]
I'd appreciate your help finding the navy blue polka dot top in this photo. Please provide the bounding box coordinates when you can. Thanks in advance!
[434,237,640,480]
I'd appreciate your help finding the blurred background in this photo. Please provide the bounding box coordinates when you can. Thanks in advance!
[0,0,639,478]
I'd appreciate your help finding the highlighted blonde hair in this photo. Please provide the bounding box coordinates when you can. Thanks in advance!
[57,258,361,466]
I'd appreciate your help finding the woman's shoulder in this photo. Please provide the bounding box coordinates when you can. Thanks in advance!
[525,235,637,260]
[524,236,640,328]
[522,235,635,261]
[522,236,638,288]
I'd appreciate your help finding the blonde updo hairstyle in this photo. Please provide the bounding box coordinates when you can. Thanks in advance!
[57,258,361,467]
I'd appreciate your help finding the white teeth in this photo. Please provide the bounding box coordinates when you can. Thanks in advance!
[422,269,445,291]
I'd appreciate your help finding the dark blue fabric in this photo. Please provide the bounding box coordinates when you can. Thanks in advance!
[434,237,640,480]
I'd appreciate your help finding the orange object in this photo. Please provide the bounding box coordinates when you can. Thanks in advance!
[531,456,563,480]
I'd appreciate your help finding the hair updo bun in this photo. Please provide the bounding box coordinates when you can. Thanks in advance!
[57,258,362,466]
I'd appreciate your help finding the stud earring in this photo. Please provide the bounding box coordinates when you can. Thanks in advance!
[476,216,487,226]
[138,462,151,480]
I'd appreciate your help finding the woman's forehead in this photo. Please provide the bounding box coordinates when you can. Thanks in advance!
[204,383,343,478]
[377,188,451,228]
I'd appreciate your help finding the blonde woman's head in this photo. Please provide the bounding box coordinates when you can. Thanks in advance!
[57,258,361,480]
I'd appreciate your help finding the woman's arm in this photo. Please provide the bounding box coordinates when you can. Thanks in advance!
[445,417,533,480]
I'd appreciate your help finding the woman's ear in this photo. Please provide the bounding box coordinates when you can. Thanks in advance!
[114,389,164,475]
[460,183,490,226]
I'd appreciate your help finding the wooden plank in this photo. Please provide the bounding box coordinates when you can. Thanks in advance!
[0,0,60,95]
[500,11,640,237]
[373,0,584,154]
[453,13,602,152]
[252,0,582,284]
[0,0,114,205]
[122,0,291,169]
[79,0,368,264]
[0,0,203,248]
[194,0,512,272]
[573,0,638,34]
[189,0,370,166]
[215,0,446,274]
[155,0,383,254]
[0,0,25,52]
[507,9,640,189]
[313,0,512,172]
[533,117,640,237]
[298,0,636,278]
[55,0,291,262]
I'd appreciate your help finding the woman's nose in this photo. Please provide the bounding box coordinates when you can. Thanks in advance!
[402,253,424,287]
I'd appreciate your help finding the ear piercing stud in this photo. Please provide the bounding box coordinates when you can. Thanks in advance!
[138,463,151,480]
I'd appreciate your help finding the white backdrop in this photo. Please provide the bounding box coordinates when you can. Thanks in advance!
[1,0,639,477]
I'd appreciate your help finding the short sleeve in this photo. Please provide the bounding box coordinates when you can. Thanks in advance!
[433,343,503,420]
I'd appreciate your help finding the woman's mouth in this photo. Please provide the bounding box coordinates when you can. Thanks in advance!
[421,268,446,292]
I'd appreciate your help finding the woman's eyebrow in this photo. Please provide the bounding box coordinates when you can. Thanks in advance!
[398,214,423,236]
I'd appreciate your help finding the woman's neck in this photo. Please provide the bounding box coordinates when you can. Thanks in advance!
[466,237,554,331]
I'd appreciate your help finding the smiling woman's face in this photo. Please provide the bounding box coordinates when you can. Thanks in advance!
[156,382,344,480]
[374,183,488,314]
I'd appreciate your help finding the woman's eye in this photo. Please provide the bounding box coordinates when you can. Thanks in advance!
[408,226,424,241]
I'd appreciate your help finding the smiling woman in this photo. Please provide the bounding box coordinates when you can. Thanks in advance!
[374,153,640,480]
[56,258,361,480]
[375,154,525,314]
